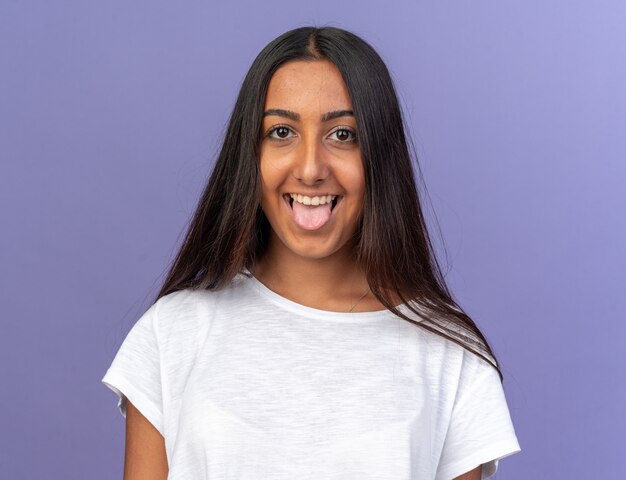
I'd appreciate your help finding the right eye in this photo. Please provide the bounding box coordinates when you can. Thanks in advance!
[267,125,296,141]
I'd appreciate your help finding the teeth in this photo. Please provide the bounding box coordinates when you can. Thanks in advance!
[289,193,336,206]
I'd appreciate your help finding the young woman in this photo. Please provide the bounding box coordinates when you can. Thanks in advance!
[102,26,521,480]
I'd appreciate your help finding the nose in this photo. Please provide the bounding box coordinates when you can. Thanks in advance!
[292,135,330,186]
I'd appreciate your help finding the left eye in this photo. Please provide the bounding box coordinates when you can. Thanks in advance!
[330,128,357,142]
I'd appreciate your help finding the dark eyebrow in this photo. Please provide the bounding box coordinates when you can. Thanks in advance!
[262,109,354,122]
[322,109,354,122]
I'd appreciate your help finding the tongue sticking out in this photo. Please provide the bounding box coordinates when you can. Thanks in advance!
[291,201,333,230]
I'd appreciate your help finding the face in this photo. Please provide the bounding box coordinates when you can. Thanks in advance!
[258,59,365,262]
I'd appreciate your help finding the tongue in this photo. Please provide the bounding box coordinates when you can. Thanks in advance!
[292,201,332,229]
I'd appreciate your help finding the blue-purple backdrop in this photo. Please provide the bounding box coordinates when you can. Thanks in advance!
[1,1,624,478]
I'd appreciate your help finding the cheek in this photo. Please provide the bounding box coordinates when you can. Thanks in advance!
[348,163,366,216]
[259,149,289,182]
[344,158,366,195]
[259,162,287,216]
[259,159,279,194]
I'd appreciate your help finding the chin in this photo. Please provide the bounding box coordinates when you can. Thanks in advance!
[286,239,342,260]
[281,229,359,261]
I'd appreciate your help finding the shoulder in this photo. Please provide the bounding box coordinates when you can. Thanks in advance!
[151,275,250,344]
[157,272,249,308]
[400,300,498,376]
[395,309,499,395]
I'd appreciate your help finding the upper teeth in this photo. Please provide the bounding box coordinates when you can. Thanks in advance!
[290,193,337,206]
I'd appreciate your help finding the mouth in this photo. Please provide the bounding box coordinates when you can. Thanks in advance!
[283,193,343,212]
[282,193,343,230]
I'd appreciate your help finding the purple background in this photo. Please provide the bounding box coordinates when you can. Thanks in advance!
[1,1,624,478]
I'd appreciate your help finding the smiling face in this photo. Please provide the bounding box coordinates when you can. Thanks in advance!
[258,59,365,263]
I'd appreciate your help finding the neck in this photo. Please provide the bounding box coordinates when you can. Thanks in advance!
[252,235,370,311]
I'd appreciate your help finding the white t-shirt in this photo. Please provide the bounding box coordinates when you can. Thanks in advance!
[101,271,521,479]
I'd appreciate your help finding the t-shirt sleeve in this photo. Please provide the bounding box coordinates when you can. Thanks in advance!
[435,351,521,480]
[101,300,164,437]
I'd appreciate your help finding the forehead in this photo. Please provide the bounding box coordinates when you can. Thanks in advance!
[264,59,353,113]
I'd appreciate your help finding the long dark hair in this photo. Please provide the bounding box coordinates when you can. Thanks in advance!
[154,26,503,382]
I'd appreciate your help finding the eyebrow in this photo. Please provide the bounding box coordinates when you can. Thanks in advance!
[262,109,354,122]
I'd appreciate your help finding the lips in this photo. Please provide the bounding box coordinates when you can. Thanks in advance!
[283,194,341,210]
[282,194,343,231]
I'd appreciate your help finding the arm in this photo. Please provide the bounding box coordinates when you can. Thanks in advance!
[453,465,482,480]
[123,399,168,480]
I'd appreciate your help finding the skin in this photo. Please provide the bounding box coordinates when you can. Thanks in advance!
[253,58,384,313]
[124,399,168,479]
[122,58,481,479]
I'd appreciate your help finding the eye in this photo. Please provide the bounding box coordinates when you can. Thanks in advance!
[329,127,357,143]
[267,125,295,141]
